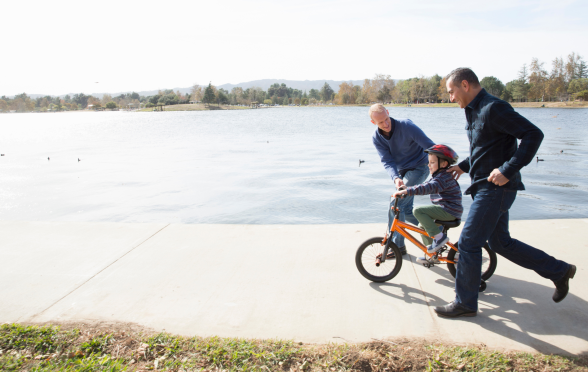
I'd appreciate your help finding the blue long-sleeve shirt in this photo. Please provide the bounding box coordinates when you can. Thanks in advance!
[372,118,435,181]
[406,171,463,219]
[458,89,544,194]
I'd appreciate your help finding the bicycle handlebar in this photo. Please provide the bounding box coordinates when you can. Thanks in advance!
[390,195,400,208]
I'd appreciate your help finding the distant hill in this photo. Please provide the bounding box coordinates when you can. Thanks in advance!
[15,79,374,99]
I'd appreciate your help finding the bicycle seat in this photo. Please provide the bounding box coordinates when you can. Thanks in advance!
[435,219,461,229]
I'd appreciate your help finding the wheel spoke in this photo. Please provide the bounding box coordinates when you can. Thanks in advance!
[356,238,403,282]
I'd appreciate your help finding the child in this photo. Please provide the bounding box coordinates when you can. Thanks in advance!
[392,144,463,262]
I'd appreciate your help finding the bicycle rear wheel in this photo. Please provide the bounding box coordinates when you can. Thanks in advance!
[447,242,497,281]
[355,237,403,282]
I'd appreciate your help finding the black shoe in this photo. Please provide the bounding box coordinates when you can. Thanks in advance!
[434,301,477,318]
[553,265,576,303]
[399,246,407,255]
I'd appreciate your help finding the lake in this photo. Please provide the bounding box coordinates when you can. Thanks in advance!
[0,107,587,224]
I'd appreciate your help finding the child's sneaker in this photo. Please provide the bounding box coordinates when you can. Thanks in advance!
[427,233,449,254]
[416,256,439,264]
[416,256,428,264]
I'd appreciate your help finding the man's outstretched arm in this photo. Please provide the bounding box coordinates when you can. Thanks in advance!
[373,138,404,188]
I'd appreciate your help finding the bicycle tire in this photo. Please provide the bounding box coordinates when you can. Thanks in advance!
[447,242,497,281]
[355,237,403,282]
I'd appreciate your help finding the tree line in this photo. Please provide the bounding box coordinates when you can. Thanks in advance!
[0,92,146,112]
[0,83,331,112]
[192,82,335,107]
[334,52,587,105]
[2,51,586,113]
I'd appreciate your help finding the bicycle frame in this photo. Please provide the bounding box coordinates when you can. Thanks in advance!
[381,196,458,264]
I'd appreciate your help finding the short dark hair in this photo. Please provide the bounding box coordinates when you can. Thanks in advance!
[445,67,480,87]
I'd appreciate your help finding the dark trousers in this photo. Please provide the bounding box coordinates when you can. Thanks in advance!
[455,185,570,311]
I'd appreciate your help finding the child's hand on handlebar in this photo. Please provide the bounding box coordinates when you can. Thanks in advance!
[392,189,408,198]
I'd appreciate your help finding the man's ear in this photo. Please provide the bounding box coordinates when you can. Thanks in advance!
[386,109,389,115]
[461,80,470,92]
[371,120,375,124]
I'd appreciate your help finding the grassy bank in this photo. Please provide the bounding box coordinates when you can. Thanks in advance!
[138,101,587,112]
[387,102,588,108]
[1,323,586,371]
[510,101,588,108]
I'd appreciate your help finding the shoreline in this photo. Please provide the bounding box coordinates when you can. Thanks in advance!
[2,101,586,114]
[142,101,588,111]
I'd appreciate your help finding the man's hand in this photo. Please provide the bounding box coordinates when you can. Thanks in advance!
[446,165,465,181]
[394,178,405,189]
[488,168,509,186]
[392,190,408,198]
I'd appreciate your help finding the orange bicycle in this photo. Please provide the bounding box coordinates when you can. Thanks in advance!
[355,195,497,292]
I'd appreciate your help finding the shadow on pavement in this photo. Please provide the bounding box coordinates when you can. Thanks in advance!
[434,274,588,356]
[368,262,588,355]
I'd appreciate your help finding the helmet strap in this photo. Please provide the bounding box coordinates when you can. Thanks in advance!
[433,156,450,176]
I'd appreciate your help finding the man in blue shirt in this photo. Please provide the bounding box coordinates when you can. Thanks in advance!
[370,104,435,254]
[435,68,576,318]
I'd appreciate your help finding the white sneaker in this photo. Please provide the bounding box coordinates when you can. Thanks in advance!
[416,256,439,264]
[416,257,428,264]
[427,233,449,254]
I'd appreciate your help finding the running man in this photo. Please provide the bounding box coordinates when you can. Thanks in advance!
[435,68,576,318]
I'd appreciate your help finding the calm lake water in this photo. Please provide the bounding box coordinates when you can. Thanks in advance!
[0,107,587,224]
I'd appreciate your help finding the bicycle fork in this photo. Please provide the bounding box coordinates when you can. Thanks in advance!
[376,233,393,267]
[377,196,401,267]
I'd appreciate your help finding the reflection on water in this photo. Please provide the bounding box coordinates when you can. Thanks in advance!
[0,107,587,224]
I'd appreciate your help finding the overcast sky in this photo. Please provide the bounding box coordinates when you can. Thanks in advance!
[2,0,587,96]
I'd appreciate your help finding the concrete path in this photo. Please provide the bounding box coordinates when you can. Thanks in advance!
[1,220,586,355]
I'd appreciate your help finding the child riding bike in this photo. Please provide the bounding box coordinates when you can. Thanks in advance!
[392,145,463,263]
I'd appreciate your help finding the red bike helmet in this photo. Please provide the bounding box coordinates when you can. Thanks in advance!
[425,144,459,166]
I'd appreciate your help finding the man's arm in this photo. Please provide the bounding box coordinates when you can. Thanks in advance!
[491,101,544,180]
[373,137,401,184]
[407,119,435,150]
[457,158,470,173]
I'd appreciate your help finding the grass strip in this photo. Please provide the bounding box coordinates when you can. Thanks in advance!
[1,323,586,371]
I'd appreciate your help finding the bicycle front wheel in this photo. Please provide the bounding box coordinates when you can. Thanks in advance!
[355,237,403,282]
[447,242,497,281]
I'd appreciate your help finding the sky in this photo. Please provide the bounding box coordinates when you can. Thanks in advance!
[2,0,587,97]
